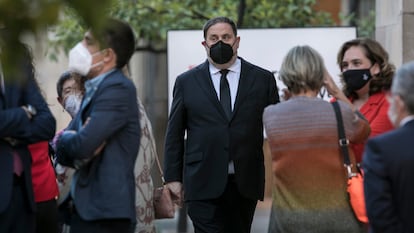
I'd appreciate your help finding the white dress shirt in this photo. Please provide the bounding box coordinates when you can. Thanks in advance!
[208,58,241,174]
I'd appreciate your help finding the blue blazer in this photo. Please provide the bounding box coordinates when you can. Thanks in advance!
[363,119,414,233]
[0,49,56,213]
[164,58,279,201]
[57,69,140,222]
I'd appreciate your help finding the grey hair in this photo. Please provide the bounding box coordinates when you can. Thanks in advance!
[391,61,414,114]
[278,45,325,94]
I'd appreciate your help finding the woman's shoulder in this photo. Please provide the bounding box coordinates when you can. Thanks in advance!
[263,97,334,121]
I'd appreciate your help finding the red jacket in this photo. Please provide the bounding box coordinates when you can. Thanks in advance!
[351,91,394,163]
[29,141,59,202]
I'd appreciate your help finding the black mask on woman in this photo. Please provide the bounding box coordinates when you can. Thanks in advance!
[342,69,373,91]
[209,41,234,64]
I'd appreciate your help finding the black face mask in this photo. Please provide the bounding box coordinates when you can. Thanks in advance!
[209,40,234,64]
[342,69,372,92]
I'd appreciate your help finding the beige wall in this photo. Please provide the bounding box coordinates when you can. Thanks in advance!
[376,0,414,67]
[402,0,414,63]
[376,0,403,67]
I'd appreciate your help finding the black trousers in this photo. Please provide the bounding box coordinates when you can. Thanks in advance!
[0,175,35,233]
[35,198,59,233]
[70,207,135,233]
[187,175,257,233]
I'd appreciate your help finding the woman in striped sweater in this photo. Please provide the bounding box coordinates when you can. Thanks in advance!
[263,45,370,233]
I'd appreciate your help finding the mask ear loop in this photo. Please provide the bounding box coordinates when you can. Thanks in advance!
[89,49,107,70]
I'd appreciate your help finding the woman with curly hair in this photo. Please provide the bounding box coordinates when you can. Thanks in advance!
[331,38,395,163]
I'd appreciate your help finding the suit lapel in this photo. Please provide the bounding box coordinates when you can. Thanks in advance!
[78,70,117,126]
[194,61,229,120]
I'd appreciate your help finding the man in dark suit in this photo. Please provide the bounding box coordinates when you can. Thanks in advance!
[363,61,414,233]
[0,43,56,233]
[56,18,140,233]
[164,16,279,233]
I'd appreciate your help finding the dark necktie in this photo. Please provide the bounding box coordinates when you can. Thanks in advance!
[13,152,23,176]
[220,69,232,119]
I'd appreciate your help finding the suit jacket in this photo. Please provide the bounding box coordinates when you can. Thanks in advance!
[363,119,414,233]
[164,58,279,201]
[57,69,140,222]
[0,48,56,213]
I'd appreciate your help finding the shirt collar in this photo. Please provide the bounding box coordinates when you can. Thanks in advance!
[209,58,241,75]
[84,69,115,93]
[400,115,414,127]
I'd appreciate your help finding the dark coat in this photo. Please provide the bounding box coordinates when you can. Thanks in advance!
[164,58,279,201]
[364,120,414,233]
[0,49,56,213]
[57,69,140,222]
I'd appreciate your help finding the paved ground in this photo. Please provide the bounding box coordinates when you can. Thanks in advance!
[154,198,271,233]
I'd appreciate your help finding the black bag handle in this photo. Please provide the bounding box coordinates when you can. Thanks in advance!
[331,101,357,178]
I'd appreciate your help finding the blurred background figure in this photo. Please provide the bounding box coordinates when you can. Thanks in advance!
[134,98,156,233]
[56,71,85,119]
[53,71,86,233]
[263,45,370,233]
[0,43,56,233]
[122,66,157,233]
[363,61,414,233]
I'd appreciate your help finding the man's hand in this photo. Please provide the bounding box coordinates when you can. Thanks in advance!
[166,181,183,207]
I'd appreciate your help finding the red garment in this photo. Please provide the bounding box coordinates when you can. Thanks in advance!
[351,91,394,162]
[29,141,59,202]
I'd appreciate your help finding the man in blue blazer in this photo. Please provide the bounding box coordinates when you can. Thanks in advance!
[56,19,140,233]
[164,17,279,233]
[363,61,414,233]
[0,43,56,233]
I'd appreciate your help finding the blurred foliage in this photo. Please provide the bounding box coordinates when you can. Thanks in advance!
[0,0,112,78]
[355,10,376,38]
[3,0,375,67]
[48,0,336,58]
[243,0,334,28]
[339,9,376,38]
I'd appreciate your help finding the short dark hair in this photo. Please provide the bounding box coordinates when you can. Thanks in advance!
[56,71,86,98]
[203,17,237,39]
[94,18,136,68]
[56,71,72,98]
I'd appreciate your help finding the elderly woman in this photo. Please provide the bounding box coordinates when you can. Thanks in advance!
[263,45,370,233]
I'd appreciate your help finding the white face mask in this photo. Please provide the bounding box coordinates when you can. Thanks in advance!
[68,42,103,76]
[64,94,82,118]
